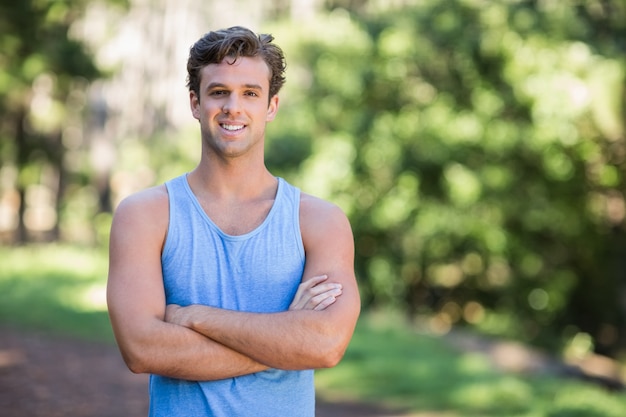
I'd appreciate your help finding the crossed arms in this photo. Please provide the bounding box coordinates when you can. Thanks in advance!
[106,185,360,381]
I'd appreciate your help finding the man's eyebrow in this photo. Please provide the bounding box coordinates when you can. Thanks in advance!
[205,83,264,91]
[205,82,227,91]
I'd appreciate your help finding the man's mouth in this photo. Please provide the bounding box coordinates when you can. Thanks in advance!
[221,123,245,132]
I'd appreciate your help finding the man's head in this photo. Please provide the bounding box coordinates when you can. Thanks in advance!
[187,26,286,101]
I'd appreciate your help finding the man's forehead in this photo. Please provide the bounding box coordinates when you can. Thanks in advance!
[200,56,271,87]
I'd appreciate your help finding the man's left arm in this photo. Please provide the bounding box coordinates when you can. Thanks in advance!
[166,194,360,370]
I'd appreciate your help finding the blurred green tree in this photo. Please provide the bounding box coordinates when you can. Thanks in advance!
[267,1,626,358]
[0,0,123,242]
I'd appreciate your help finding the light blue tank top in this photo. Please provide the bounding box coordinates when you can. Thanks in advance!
[150,174,314,417]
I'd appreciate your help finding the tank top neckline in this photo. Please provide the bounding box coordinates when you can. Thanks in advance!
[180,174,283,241]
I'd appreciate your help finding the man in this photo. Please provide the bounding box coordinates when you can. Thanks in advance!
[106,26,360,417]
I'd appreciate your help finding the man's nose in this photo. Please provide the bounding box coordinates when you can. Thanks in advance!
[222,95,241,114]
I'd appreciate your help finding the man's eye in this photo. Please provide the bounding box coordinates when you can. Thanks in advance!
[245,91,259,97]
[211,90,227,96]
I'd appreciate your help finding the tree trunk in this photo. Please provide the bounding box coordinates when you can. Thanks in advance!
[14,107,28,244]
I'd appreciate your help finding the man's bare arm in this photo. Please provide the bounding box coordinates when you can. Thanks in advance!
[165,195,361,370]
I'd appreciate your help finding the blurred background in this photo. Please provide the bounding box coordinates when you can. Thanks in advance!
[1,0,625,415]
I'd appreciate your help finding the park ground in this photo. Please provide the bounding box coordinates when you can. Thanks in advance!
[1,324,624,417]
[0,325,410,417]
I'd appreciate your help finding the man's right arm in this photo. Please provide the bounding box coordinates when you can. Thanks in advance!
[107,186,269,381]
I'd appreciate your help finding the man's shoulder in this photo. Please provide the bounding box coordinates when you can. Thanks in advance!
[109,184,170,245]
[299,192,337,212]
[299,192,351,232]
[114,184,169,219]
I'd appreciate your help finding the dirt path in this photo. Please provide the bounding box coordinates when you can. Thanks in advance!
[0,326,404,417]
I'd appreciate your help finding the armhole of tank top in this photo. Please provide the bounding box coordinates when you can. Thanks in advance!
[161,180,174,262]
[294,187,306,263]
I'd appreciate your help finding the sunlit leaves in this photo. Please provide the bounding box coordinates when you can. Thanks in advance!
[297,132,356,205]
[315,52,363,99]
[444,163,482,206]
[588,59,624,140]
[370,172,418,229]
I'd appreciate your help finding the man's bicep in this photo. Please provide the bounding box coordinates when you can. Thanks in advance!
[300,198,360,331]
[301,196,356,279]
[107,194,169,356]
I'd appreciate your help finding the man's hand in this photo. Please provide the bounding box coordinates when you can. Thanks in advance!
[289,275,342,311]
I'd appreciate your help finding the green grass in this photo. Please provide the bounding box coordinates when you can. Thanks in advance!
[0,244,114,343]
[317,312,626,416]
[2,244,625,416]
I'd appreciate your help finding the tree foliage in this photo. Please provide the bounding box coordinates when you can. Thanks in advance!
[0,0,103,242]
[267,1,626,357]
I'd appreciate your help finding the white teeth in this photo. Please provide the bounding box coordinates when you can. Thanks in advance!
[222,124,243,131]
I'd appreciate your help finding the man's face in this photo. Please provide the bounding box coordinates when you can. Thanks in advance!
[190,56,279,160]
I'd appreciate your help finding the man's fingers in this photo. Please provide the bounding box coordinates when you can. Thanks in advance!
[289,275,328,310]
[289,275,343,311]
[306,287,342,310]
[307,282,342,297]
[314,296,337,310]
[311,287,342,302]
[301,274,328,289]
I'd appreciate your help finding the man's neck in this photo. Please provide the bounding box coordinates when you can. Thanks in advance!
[187,161,276,202]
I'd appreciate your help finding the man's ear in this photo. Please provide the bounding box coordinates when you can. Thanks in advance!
[190,90,200,120]
[266,94,279,122]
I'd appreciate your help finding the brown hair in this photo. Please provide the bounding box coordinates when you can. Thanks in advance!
[187,26,286,100]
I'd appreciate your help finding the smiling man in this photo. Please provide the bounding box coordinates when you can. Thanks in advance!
[106,26,360,417]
